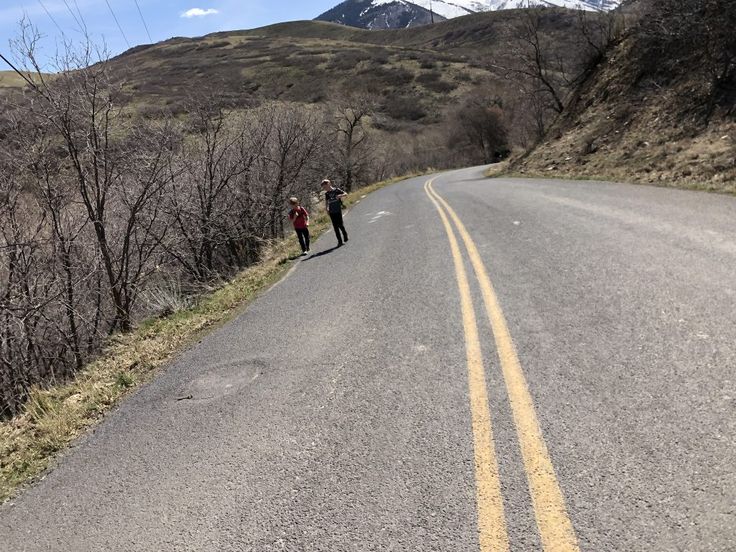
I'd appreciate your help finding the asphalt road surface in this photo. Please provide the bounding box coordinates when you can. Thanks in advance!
[2,167,735,551]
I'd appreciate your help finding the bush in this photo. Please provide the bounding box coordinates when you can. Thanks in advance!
[382,95,427,121]
[416,71,458,94]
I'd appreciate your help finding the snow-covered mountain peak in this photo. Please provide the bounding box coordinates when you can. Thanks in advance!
[316,0,620,31]
[370,0,619,17]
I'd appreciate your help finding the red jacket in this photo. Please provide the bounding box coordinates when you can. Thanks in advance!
[289,206,309,229]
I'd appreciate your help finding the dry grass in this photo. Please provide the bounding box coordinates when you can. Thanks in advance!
[0,71,26,88]
[0,71,53,89]
[483,160,511,178]
[0,172,424,504]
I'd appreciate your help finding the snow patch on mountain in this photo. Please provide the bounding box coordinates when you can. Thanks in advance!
[370,0,620,16]
[317,0,620,31]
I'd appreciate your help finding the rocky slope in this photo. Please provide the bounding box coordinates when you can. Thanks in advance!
[514,0,736,193]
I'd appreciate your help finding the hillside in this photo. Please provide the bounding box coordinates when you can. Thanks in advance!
[103,10,584,126]
[0,71,37,88]
[0,72,23,88]
[515,0,736,192]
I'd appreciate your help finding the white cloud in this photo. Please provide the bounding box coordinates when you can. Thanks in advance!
[181,8,220,18]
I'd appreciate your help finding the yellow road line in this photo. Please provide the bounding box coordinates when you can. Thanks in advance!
[427,180,580,552]
[424,180,510,552]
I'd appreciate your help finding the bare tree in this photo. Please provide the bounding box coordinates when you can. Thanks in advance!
[506,7,567,115]
[498,5,622,141]
[163,98,275,280]
[11,25,176,332]
[261,103,328,238]
[639,0,736,118]
[331,95,376,192]
[27,122,90,370]
[447,95,510,164]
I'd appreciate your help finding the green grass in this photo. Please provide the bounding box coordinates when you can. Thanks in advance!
[0,171,426,504]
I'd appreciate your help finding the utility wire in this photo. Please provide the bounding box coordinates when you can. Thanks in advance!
[71,0,87,29]
[61,0,85,33]
[104,0,131,49]
[36,0,66,36]
[133,0,153,43]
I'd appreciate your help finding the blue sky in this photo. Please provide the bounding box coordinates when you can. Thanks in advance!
[0,1,340,66]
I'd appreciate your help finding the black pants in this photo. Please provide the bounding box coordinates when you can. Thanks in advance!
[329,211,348,244]
[295,228,310,252]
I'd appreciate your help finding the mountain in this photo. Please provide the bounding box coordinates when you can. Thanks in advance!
[314,0,445,29]
[316,0,620,29]
[408,0,620,17]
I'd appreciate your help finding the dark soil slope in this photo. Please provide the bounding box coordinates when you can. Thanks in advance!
[516,0,736,192]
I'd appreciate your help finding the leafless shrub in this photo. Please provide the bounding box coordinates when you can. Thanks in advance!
[636,0,736,119]
[446,94,510,165]
[0,25,335,416]
[382,95,427,121]
[497,6,623,142]
[329,94,376,191]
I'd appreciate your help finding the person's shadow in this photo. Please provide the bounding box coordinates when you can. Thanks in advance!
[302,245,342,261]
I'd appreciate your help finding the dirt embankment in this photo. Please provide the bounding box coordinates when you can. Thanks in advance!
[514,6,736,194]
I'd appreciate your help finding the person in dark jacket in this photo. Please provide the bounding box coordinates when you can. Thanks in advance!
[321,179,348,246]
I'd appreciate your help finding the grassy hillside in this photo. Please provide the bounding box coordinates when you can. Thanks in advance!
[0,71,46,88]
[0,71,26,88]
[1,10,597,159]
[104,11,583,127]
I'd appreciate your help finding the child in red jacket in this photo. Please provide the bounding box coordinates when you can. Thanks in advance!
[288,197,310,255]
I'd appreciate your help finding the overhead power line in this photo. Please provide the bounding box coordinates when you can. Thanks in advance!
[133,0,153,43]
[104,0,131,49]
[71,0,87,28]
[61,0,85,33]
[36,0,66,36]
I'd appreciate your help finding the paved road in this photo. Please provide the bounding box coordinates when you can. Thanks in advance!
[2,167,735,551]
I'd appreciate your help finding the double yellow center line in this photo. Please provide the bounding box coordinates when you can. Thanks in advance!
[424,178,580,552]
